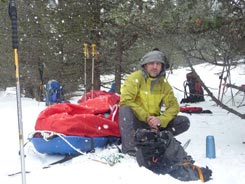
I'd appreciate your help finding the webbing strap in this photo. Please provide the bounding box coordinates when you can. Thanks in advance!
[183,162,204,182]
[90,138,95,152]
[195,165,205,182]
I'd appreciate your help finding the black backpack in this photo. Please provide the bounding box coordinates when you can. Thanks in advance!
[181,72,205,103]
[135,129,212,182]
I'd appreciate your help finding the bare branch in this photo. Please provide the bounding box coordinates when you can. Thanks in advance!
[226,83,245,93]
[186,57,245,119]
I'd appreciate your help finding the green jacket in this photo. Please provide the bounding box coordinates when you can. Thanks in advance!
[120,70,179,128]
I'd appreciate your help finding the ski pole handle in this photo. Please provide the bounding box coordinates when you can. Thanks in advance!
[9,0,18,49]
[91,44,96,99]
[91,44,96,57]
[83,43,89,58]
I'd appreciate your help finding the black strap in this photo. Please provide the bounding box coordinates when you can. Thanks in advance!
[43,154,81,169]
[8,171,30,176]
[183,80,188,99]
[90,138,95,152]
[201,110,212,114]
[107,137,122,153]
[8,154,81,176]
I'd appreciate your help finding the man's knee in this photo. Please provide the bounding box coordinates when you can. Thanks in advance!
[166,115,190,136]
[180,115,190,131]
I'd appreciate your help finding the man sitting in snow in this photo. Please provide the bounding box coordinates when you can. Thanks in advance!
[119,50,190,156]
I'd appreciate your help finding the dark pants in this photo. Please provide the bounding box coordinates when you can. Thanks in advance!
[118,106,190,155]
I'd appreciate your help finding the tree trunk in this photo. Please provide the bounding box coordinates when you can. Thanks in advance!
[114,32,139,94]
[114,35,123,94]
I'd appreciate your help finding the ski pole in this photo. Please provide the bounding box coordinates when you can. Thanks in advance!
[218,66,225,101]
[83,43,89,101]
[91,44,96,99]
[8,1,27,184]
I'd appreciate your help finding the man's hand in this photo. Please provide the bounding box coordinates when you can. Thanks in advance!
[147,116,161,130]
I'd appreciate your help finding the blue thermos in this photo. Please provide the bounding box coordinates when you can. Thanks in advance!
[206,135,216,159]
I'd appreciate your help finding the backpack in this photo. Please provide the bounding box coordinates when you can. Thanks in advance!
[45,80,64,106]
[180,72,205,103]
[135,129,212,182]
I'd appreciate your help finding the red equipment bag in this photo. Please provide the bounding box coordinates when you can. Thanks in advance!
[35,91,121,137]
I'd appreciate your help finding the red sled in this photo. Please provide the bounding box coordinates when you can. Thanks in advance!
[30,91,121,155]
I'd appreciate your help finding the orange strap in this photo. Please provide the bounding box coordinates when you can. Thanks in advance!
[194,165,204,182]
[183,162,205,182]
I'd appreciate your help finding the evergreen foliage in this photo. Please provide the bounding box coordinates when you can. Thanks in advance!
[0,0,244,99]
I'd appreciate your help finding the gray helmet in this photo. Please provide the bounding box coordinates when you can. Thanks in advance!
[140,50,167,66]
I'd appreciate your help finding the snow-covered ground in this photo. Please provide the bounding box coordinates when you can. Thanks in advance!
[0,63,245,184]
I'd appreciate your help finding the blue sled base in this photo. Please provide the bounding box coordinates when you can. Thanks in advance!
[30,136,116,155]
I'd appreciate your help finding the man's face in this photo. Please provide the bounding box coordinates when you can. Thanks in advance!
[144,62,162,77]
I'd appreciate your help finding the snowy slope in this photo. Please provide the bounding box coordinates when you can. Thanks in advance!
[0,63,245,184]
